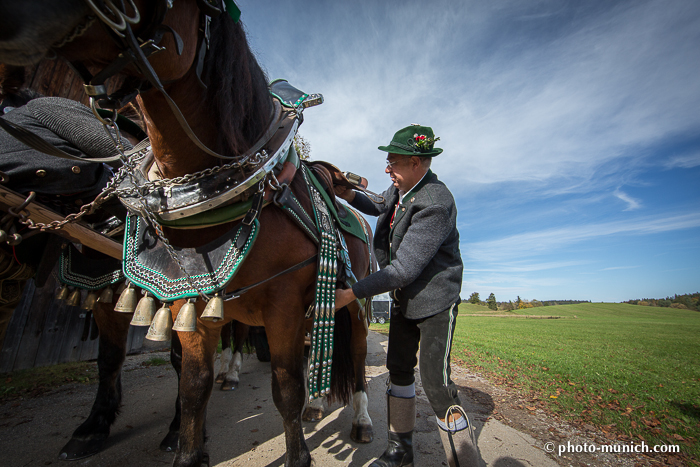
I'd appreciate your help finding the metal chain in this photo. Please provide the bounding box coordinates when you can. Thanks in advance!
[113,149,267,198]
[12,145,150,232]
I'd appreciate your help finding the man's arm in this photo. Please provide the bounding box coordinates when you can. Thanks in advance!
[350,205,453,299]
[335,185,389,217]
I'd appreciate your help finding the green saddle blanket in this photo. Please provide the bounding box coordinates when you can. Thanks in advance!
[304,165,368,244]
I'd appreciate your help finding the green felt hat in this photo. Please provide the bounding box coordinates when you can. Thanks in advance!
[378,124,443,157]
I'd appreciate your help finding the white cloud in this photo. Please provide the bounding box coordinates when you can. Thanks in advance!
[664,152,700,169]
[254,0,700,196]
[464,212,700,263]
[600,265,641,271]
[613,189,642,211]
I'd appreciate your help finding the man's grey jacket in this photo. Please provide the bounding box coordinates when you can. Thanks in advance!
[350,169,463,319]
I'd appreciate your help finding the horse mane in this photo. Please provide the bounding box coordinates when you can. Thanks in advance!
[202,17,273,158]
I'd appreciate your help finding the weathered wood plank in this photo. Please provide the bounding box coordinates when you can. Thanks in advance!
[0,186,122,260]
[0,280,35,373]
[11,275,56,370]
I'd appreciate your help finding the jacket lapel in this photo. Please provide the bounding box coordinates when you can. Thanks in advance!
[389,169,433,236]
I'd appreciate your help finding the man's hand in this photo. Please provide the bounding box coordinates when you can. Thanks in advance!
[334,185,356,202]
[335,287,357,310]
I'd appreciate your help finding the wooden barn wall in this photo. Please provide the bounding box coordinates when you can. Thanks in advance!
[0,271,147,373]
[0,59,139,373]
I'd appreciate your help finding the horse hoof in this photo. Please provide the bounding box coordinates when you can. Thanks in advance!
[159,430,179,452]
[220,380,238,391]
[215,374,225,384]
[351,423,374,443]
[302,406,324,422]
[58,436,107,460]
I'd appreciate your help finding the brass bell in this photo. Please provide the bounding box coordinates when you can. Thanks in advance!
[200,294,224,322]
[130,293,156,326]
[56,284,69,301]
[66,289,82,307]
[145,302,173,342]
[81,291,98,311]
[97,287,114,304]
[172,299,197,332]
[114,284,138,313]
[116,281,127,295]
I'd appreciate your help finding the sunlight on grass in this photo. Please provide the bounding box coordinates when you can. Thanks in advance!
[452,303,700,459]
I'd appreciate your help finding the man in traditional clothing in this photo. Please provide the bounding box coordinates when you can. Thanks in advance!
[335,124,479,467]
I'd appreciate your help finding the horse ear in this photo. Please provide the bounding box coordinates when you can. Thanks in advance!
[197,0,224,17]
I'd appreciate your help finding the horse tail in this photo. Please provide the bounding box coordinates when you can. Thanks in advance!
[328,306,354,405]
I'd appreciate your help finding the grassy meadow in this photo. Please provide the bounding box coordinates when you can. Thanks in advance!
[372,302,700,461]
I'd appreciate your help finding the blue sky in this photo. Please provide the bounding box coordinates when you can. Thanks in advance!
[237,0,700,302]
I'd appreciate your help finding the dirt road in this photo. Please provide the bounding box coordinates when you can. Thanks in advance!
[0,331,645,466]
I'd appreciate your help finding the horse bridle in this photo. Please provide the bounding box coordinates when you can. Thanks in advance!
[76,0,258,161]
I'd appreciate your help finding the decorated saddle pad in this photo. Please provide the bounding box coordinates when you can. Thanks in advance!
[58,243,124,290]
[303,166,368,244]
[122,215,258,301]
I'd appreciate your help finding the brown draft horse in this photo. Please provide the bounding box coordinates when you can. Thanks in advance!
[0,2,374,467]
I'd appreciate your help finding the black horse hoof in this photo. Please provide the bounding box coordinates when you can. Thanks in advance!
[58,436,107,460]
[302,406,323,422]
[159,430,179,452]
[220,380,238,391]
[350,423,374,443]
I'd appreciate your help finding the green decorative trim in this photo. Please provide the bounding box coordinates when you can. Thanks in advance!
[225,0,241,22]
[303,165,368,244]
[160,198,258,228]
[122,216,258,301]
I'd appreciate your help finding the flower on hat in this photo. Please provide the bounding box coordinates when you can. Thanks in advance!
[411,133,440,152]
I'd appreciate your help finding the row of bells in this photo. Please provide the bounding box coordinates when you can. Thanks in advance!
[56,282,224,342]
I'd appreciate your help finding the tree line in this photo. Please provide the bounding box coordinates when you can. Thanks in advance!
[624,293,700,311]
[465,293,590,311]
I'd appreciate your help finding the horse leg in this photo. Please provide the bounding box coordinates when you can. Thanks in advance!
[220,320,248,391]
[266,315,311,467]
[59,301,131,460]
[349,305,373,443]
[215,321,232,384]
[172,324,219,467]
[159,332,183,452]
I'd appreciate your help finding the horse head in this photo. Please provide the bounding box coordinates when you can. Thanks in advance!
[0,1,272,176]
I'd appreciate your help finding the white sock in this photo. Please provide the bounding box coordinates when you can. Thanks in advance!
[437,414,468,431]
[388,382,415,398]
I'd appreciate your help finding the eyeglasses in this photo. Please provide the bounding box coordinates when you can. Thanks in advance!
[385,156,411,170]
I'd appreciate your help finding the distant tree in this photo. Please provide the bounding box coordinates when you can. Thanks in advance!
[516,296,523,309]
[502,301,514,311]
[468,292,480,304]
[531,299,543,307]
[294,134,311,160]
[486,293,497,311]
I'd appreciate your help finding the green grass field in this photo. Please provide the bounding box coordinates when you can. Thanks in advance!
[372,302,700,461]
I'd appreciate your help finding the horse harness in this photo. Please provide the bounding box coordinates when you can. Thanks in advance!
[1,0,370,400]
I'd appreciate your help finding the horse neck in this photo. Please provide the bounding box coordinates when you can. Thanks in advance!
[137,71,220,178]
[138,59,272,178]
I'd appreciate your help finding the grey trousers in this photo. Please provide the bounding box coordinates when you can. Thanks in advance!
[386,301,461,416]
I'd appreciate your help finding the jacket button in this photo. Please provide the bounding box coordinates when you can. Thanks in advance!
[401,207,405,211]
[35,169,47,177]
[71,166,81,174]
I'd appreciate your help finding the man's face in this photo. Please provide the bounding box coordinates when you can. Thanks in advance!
[385,154,418,191]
